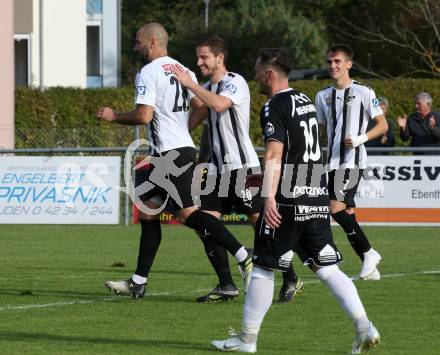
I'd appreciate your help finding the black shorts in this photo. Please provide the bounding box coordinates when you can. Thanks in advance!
[327,169,364,208]
[134,146,196,211]
[199,168,262,215]
[253,204,343,271]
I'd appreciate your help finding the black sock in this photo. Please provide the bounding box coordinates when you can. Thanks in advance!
[199,235,234,286]
[135,219,162,278]
[185,210,242,256]
[332,210,371,260]
[282,264,298,284]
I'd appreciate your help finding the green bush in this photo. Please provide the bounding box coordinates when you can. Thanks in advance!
[15,79,440,148]
[250,78,440,147]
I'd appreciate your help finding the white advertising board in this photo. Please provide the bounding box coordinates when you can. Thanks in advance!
[0,156,121,224]
[356,156,440,208]
[353,156,440,224]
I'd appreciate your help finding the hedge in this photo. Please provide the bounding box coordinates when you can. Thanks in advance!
[15,79,440,148]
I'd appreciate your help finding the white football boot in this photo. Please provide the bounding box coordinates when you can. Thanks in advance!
[352,322,380,354]
[212,329,257,353]
[359,249,381,279]
[362,268,381,281]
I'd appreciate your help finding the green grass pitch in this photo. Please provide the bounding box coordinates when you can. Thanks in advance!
[0,225,439,354]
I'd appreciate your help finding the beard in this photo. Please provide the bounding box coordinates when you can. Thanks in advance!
[258,81,270,96]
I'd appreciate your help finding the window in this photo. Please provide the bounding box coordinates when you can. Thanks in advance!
[87,25,102,87]
[87,0,102,15]
[87,26,100,75]
[14,36,30,86]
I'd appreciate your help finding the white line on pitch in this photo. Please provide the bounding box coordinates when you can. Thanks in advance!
[1,269,439,312]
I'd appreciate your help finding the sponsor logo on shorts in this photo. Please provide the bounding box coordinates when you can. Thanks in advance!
[292,186,327,198]
[294,205,329,221]
[318,244,339,264]
[278,250,294,268]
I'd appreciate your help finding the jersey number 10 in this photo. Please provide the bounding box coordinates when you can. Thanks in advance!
[170,76,189,112]
[300,117,321,162]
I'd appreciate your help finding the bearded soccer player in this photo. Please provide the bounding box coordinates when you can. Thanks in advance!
[97,23,252,299]
[172,36,303,303]
[211,48,380,354]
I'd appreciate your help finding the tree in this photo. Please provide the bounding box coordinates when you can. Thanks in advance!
[201,0,329,78]
[332,0,440,78]
[120,0,329,82]
[120,0,200,84]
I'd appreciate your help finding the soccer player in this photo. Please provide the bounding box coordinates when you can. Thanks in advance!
[211,48,380,354]
[172,36,303,303]
[97,23,252,299]
[315,44,388,280]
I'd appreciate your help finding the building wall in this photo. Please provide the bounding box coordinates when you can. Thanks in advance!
[30,0,40,86]
[14,0,119,89]
[0,0,15,148]
[43,0,86,87]
[102,0,119,87]
[14,0,33,34]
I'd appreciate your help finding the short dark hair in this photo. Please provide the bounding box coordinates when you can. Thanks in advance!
[327,44,353,60]
[197,36,228,63]
[257,48,292,77]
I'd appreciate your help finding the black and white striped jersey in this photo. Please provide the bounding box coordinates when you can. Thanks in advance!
[204,72,260,173]
[135,56,197,154]
[315,80,383,169]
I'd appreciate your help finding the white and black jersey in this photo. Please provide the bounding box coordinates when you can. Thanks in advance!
[260,88,328,206]
[315,80,383,169]
[135,56,198,154]
[204,72,260,173]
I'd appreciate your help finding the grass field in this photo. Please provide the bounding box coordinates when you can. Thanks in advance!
[0,224,439,355]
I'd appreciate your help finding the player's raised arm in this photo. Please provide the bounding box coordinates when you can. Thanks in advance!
[172,64,232,113]
[96,104,153,125]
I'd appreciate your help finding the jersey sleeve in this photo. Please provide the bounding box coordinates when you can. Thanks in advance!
[135,66,156,107]
[364,88,383,119]
[219,76,248,106]
[260,100,286,144]
[315,92,326,125]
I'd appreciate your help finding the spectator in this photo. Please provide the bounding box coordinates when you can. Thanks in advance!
[397,92,440,155]
[365,97,395,155]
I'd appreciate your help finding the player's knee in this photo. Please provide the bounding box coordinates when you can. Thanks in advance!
[139,214,159,221]
[178,206,199,223]
[315,264,339,281]
[138,197,163,220]
[247,212,259,227]
[251,266,274,281]
[329,200,345,214]
[345,207,355,215]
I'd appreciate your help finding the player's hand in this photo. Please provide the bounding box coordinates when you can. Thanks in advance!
[246,173,264,188]
[97,107,117,122]
[380,134,388,144]
[171,64,193,88]
[397,115,407,129]
[345,134,368,148]
[428,115,436,129]
[344,135,354,148]
[263,197,281,229]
